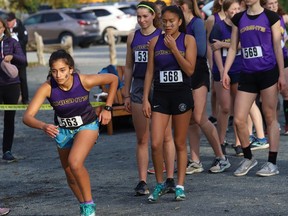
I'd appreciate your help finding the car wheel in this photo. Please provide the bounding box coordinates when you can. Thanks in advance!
[103,28,121,45]
[59,33,74,45]
[79,42,91,48]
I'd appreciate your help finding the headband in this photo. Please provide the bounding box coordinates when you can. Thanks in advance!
[137,4,155,13]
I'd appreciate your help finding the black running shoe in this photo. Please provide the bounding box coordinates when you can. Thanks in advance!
[163,178,175,193]
[134,181,149,196]
[233,145,243,156]
[2,151,16,163]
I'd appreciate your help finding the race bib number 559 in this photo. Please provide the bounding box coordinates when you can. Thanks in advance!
[160,70,183,83]
[57,116,83,127]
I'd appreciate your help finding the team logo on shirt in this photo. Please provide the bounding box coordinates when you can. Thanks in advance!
[178,103,187,112]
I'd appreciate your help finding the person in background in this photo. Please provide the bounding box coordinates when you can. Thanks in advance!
[261,0,288,135]
[0,207,10,216]
[124,1,176,196]
[209,0,242,156]
[222,0,285,177]
[0,17,27,162]
[23,49,118,216]
[143,5,197,202]
[6,12,29,104]
[206,0,226,126]
[178,0,230,174]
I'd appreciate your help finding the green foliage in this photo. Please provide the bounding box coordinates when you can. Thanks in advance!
[279,0,288,12]
[7,0,79,13]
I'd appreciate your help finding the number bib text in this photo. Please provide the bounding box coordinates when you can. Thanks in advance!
[160,70,183,83]
[242,46,263,59]
[135,51,148,63]
[57,116,83,128]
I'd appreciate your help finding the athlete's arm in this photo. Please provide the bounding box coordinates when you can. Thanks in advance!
[142,36,157,119]
[272,20,286,91]
[23,82,59,138]
[166,34,196,76]
[222,23,239,89]
[205,15,215,70]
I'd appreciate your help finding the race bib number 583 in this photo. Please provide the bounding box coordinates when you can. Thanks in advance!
[160,70,183,83]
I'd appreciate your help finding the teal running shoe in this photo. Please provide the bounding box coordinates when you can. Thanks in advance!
[148,183,165,203]
[175,187,186,201]
[80,203,96,216]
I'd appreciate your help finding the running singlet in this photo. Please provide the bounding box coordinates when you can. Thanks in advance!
[48,73,97,129]
[153,33,191,92]
[211,13,225,74]
[210,20,242,74]
[131,28,162,79]
[235,9,279,73]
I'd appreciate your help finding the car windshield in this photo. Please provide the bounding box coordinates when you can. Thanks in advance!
[65,11,97,20]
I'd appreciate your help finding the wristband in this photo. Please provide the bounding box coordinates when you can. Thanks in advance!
[104,105,113,111]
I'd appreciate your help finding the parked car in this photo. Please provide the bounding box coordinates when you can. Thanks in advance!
[23,9,101,48]
[80,5,137,44]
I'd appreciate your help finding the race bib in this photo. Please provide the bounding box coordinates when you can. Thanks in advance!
[160,70,183,83]
[57,116,83,127]
[242,46,263,59]
[135,51,148,63]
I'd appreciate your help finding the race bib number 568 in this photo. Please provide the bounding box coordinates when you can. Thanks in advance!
[160,70,183,83]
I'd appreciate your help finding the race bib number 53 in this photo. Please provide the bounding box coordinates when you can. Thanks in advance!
[135,51,148,63]
[160,70,183,83]
[57,116,83,127]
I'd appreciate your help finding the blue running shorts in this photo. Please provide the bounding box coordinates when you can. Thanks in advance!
[54,119,99,149]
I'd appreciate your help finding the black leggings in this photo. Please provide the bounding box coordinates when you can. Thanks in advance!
[0,84,20,153]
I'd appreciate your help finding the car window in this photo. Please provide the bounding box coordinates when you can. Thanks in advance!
[118,7,136,16]
[42,13,62,23]
[65,11,97,20]
[92,9,111,17]
[23,14,42,25]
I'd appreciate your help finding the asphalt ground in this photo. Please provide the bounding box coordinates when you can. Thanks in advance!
[0,45,288,216]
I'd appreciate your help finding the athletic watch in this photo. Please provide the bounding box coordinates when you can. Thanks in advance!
[104,105,113,111]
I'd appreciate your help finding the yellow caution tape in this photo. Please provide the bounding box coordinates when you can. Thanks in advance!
[0,102,106,110]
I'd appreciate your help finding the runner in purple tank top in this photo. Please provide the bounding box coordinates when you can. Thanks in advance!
[222,0,286,177]
[142,5,197,202]
[23,50,118,216]
[206,0,226,126]
[123,1,177,197]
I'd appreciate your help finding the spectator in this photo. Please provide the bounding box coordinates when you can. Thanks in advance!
[6,12,29,104]
[0,17,27,162]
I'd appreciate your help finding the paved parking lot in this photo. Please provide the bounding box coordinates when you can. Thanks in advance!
[0,46,287,216]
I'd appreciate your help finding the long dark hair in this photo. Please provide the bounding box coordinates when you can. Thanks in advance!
[161,5,186,33]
